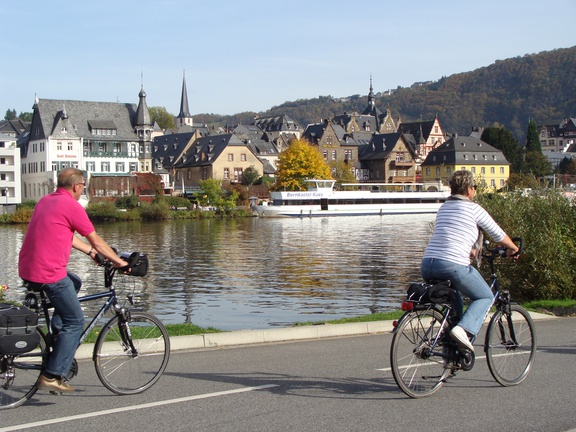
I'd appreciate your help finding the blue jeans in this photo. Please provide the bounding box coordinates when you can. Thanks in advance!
[421,258,494,336]
[43,273,85,378]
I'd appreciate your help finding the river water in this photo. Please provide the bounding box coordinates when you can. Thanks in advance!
[0,214,435,330]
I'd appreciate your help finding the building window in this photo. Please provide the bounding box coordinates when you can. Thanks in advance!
[435,167,440,175]
[426,167,430,176]
[116,162,125,172]
[500,167,505,174]
[68,142,73,151]
[446,167,452,175]
[57,142,62,151]
[323,151,327,160]
[129,162,138,172]
[234,168,243,182]
[241,154,247,162]
[471,167,476,173]
[228,153,234,162]
[491,167,495,174]
[101,162,110,172]
[224,168,229,179]
[491,179,496,187]
[332,150,336,160]
[481,167,485,174]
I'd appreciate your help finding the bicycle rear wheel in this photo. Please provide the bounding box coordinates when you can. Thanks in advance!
[390,309,451,398]
[0,328,47,409]
[485,304,536,386]
[94,312,170,395]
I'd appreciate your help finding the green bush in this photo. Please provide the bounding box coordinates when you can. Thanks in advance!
[115,195,140,209]
[477,189,576,301]
[86,201,119,221]
[139,201,171,220]
[10,206,33,223]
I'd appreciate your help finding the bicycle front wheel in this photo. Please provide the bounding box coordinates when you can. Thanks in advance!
[94,312,170,395]
[390,309,451,398]
[485,304,536,386]
[0,328,47,410]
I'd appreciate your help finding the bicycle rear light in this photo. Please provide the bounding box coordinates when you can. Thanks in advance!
[401,301,414,311]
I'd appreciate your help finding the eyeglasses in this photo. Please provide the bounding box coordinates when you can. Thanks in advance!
[76,182,86,187]
[472,185,478,190]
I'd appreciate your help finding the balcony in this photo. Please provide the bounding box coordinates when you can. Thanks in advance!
[84,151,137,158]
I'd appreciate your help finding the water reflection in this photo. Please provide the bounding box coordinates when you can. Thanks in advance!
[0,214,434,330]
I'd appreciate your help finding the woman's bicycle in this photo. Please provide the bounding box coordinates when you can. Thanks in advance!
[389,238,536,398]
[0,251,170,409]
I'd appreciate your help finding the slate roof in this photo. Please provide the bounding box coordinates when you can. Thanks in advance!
[359,132,405,161]
[397,120,435,142]
[421,136,509,166]
[153,131,197,168]
[175,133,246,168]
[252,115,302,133]
[30,99,140,142]
[0,119,30,138]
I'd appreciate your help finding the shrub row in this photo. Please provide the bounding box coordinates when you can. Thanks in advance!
[477,189,576,301]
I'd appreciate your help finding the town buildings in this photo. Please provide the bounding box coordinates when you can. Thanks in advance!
[421,135,510,190]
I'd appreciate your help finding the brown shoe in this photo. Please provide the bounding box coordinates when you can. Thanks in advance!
[37,375,75,393]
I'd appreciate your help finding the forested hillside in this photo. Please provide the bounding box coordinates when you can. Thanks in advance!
[193,46,576,142]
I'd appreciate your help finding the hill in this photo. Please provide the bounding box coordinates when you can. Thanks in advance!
[193,46,576,142]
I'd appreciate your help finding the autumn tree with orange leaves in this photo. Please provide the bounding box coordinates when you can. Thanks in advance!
[273,139,333,191]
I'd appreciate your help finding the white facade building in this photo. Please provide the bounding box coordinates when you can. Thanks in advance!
[21,89,153,202]
[0,133,21,213]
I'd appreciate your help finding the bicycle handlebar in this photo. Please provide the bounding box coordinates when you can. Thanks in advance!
[95,250,143,272]
[482,237,523,260]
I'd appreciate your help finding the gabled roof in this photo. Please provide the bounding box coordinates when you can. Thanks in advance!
[421,136,509,166]
[0,118,30,137]
[30,99,140,142]
[153,131,197,168]
[397,120,436,142]
[176,133,246,168]
[252,114,302,133]
[359,132,410,161]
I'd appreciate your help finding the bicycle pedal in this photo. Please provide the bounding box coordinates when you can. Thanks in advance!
[49,390,62,396]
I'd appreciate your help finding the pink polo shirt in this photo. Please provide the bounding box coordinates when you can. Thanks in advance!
[19,188,95,284]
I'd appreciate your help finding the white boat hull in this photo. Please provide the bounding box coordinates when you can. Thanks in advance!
[255,202,444,217]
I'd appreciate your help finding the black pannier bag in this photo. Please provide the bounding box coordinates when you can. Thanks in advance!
[406,281,456,305]
[0,303,40,355]
[119,252,149,277]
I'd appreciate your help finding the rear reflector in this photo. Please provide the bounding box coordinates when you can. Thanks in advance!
[401,301,414,311]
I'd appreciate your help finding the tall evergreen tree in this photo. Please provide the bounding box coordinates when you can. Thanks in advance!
[481,126,525,173]
[525,119,541,152]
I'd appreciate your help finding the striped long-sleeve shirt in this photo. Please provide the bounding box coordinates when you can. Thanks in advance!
[423,197,506,266]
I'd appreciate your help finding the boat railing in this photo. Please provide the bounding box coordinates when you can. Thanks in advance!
[339,183,430,193]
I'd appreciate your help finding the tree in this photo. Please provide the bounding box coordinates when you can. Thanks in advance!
[4,109,16,120]
[198,178,237,211]
[329,160,356,184]
[273,138,333,191]
[481,125,525,173]
[525,151,553,177]
[525,119,541,152]
[149,106,175,131]
[18,112,33,122]
[242,165,260,186]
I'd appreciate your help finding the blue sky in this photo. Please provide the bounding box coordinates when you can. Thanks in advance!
[2,0,575,119]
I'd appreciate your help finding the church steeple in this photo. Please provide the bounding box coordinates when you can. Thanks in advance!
[367,75,375,109]
[176,71,193,128]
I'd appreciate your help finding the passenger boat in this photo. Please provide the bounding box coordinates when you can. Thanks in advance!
[252,179,449,217]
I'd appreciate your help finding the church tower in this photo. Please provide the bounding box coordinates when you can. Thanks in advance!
[135,82,154,172]
[175,72,193,128]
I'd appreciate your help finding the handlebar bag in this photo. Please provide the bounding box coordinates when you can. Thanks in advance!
[0,303,40,355]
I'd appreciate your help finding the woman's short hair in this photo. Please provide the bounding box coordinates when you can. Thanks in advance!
[449,170,475,195]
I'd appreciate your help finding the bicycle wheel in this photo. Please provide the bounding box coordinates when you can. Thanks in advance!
[0,328,47,409]
[390,309,451,398]
[94,311,170,395]
[485,304,536,386]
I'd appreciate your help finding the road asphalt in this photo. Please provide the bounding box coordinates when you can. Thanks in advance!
[74,310,555,359]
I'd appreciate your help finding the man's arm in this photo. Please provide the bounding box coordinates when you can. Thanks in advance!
[73,232,128,268]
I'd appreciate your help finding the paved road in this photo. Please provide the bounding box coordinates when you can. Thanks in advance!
[2,316,576,432]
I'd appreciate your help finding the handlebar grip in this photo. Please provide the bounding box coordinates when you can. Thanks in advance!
[510,237,523,257]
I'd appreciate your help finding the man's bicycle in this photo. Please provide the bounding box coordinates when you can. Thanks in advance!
[0,251,170,409]
[389,238,536,398]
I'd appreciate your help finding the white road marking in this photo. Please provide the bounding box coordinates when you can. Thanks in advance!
[0,384,278,432]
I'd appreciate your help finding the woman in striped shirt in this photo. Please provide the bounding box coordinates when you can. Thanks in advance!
[421,170,519,351]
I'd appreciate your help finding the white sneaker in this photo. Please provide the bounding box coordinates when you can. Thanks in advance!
[450,326,474,352]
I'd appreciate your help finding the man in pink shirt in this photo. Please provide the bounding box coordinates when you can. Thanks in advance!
[19,168,128,393]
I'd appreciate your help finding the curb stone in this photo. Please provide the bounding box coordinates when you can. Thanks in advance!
[74,311,555,360]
